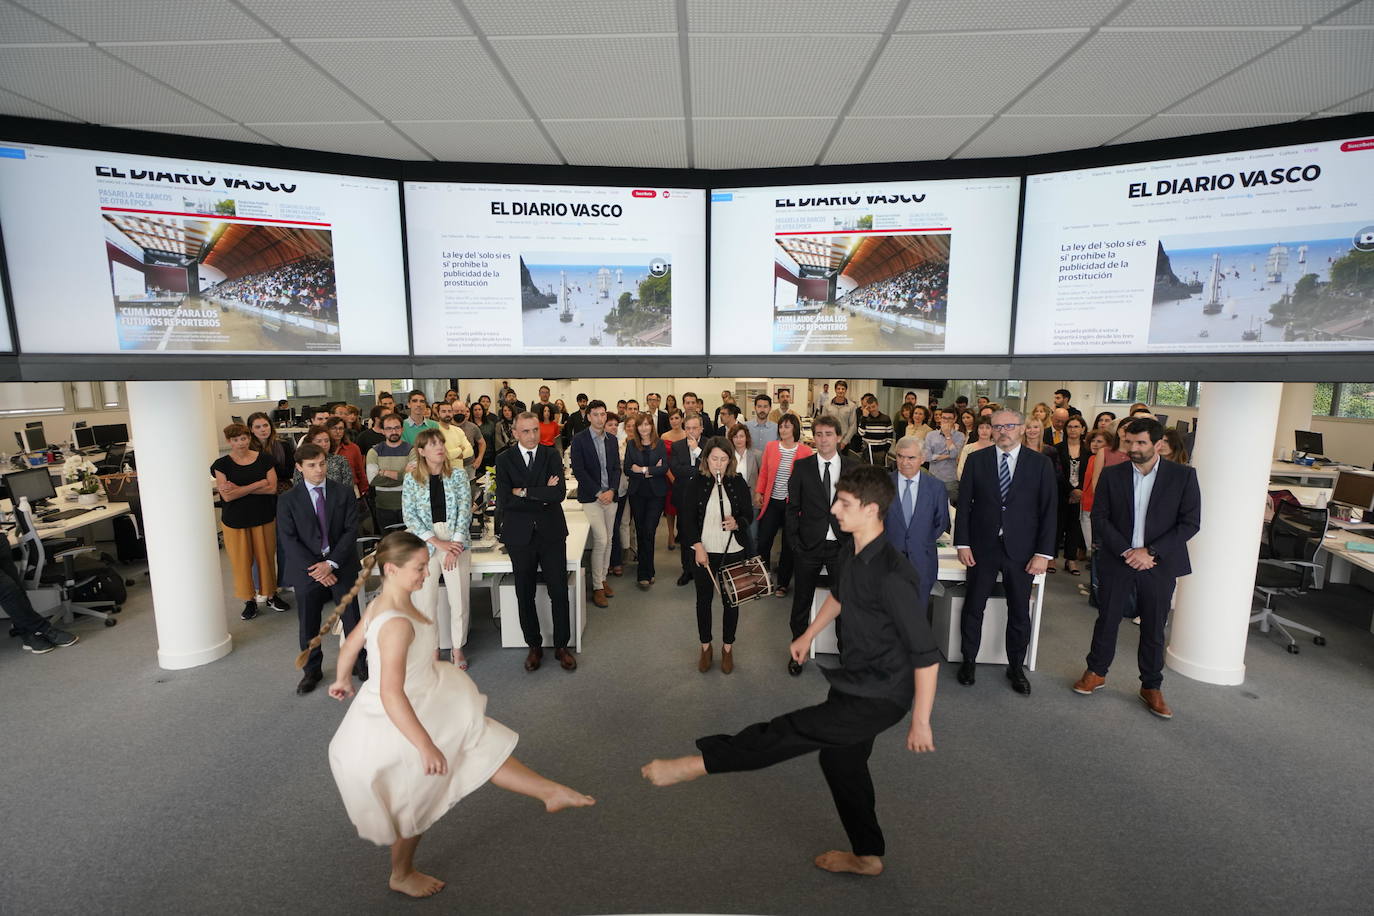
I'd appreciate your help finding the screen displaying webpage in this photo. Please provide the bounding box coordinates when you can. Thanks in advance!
[0,141,408,355]
[709,177,1020,355]
[1017,135,1374,354]
[405,182,705,356]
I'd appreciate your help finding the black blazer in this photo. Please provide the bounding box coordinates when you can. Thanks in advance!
[654,409,671,436]
[1092,459,1201,578]
[624,440,669,499]
[277,478,360,589]
[785,452,858,555]
[669,437,705,508]
[953,445,1057,562]
[1054,438,1089,499]
[679,474,756,556]
[495,444,567,547]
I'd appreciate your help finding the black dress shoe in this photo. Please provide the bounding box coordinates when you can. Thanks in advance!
[1007,665,1031,696]
[787,658,804,676]
[296,670,323,695]
[676,572,693,587]
[956,660,976,686]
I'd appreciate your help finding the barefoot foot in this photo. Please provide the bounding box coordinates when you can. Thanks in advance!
[640,755,707,787]
[813,851,883,876]
[389,870,446,897]
[544,784,596,813]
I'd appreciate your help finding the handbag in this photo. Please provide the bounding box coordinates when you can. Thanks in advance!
[707,475,773,604]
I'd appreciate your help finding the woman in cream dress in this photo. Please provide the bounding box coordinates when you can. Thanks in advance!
[311,531,594,898]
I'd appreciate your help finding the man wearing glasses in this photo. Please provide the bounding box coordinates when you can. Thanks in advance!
[953,409,1057,695]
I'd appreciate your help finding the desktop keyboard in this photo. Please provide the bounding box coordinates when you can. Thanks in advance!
[41,508,95,522]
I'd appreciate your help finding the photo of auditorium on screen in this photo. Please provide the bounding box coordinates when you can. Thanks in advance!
[1149,222,1374,348]
[521,252,672,348]
[102,211,340,352]
[771,230,949,353]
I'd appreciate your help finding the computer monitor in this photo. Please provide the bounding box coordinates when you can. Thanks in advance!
[6,466,57,506]
[93,423,129,448]
[1154,413,1169,425]
[1331,471,1374,512]
[271,408,292,426]
[16,423,47,453]
[1175,420,1190,435]
[73,426,98,450]
[1294,430,1324,456]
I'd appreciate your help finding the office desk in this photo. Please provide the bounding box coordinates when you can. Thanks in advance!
[4,495,132,547]
[1316,529,1374,634]
[1269,461,1345,485]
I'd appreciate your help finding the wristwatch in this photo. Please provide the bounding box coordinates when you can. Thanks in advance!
[1146,547,1158,558]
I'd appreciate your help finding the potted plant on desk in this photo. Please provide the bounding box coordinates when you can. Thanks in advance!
[76,471,103,506]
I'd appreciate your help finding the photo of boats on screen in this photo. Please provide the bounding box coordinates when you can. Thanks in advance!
[521,252,672,349]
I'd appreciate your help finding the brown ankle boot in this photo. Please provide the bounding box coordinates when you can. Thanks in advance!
[698,644,712,673]
[720,646,734,674]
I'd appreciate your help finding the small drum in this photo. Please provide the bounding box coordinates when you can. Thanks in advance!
[717,556,774,605]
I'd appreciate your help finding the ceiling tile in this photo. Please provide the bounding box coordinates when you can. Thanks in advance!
[112,122,274,144]
[1321,88,1374,113]
[695,117,832,168]
[1325,0,1374,24]
[852,31,1085,117]
[1010,29,1295,115]
[1171,29,1374,114]
[105,41,374,123]
[0,86,77,121]
[16,0,269,41]
[897,0,1120,30]
[295,39,522,121]
[822,116,987,164]
[1112,0,1349,27]
[544,118,686,167]
[689,0,900,32]
[692,35,880,117]
[247,121,429,159]
[0,3,78,42]
[237,0,472,38]
[1110,113,1303,145]
[491,36,682,118]
[467,0,676,35]
[0,45,224,123]
[957,115,1144,157]
[393,120,561,163]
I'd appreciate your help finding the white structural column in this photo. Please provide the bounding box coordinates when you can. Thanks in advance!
[1168,381,1282,685]
[1272,382,1316,458]
[127,380,232,669]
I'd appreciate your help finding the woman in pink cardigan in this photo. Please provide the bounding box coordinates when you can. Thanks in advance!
[753,414,813,599]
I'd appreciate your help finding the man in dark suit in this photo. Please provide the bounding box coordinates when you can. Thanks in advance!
[785,415,858,675]
[669,413,707,586]
[645,392,671,436]
[887,435,950,599]
[278,443,363,695]
[496,411,576,672]
[953,408,1057,695]
[1075,418,1200,718]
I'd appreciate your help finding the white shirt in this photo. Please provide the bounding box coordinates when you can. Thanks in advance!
[1130,458,1160,550]
[522,447,536,467]
[953,444,1052,558]
[816,452,840,540]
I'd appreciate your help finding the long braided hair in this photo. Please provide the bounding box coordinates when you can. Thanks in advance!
[293,531,431,670]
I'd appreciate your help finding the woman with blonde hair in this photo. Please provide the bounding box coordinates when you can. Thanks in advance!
[317,531,593,899]
[402,429,473,669]
[1030,402,1052,426]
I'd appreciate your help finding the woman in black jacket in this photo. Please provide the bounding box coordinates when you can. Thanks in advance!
[1054,413,1089,574]
[679,437,755,675]
[624,412,669,590]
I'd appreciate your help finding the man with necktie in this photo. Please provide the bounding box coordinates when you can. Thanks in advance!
[785,415,858,676]
[495,412,576,672]
[278,443,364,695]
[886,436,950,600]
[953,409,1057,695]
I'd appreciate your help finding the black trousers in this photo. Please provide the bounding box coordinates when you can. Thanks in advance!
[1088,563,1175,689]
[508,535,571,649]
[791,540,841,640]
[960,540,1034,667]
[628,492,664,581]
[696,687,909,857]
[296,574,362,676]
[692,549,744,644]
[0,547,47,635]
[755,500,794,590]
[1058,500,1085,561]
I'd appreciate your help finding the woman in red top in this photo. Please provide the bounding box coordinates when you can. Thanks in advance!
[1080,427,1125,607]
[536,402,561,448]
[753,414,813,598]
[326,416,368,496]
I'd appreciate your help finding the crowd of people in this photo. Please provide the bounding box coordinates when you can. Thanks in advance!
[207,256,338,320]
[835,261,949,322]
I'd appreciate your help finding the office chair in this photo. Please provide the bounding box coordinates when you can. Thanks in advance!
[1251,501,1328,654]
[14,502,119,628]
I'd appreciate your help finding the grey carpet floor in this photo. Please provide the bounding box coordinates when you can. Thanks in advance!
[2,533,1373,916]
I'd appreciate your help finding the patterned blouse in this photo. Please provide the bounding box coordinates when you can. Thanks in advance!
[401,467,472,553]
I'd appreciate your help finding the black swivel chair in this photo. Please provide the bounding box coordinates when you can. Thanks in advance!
[1251,501,1328,654]
[13,502,120,628]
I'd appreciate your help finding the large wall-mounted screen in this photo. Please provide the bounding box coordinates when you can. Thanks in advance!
[709,177,1020,356]
[1016,135,1374,354]
[405,182,705,356]
[0,263,12,351]
[0,142,408,355]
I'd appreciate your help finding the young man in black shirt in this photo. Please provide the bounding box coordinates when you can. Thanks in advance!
[643,465,940,877]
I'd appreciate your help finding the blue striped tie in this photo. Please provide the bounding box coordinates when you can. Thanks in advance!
[998,451,1011,504]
